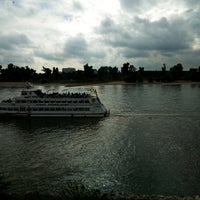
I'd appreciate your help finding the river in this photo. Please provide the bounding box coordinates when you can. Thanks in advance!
[0,83,200,196]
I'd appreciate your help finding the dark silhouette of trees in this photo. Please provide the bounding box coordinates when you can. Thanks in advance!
[121,62,130,76]
[0,63,36,81]
[98,66,119,81]
[0,62,200,83]
[98,67,110,81]
[121,63,138,82]
[170,63,183,80]
[83,63,94,81]
[52,67,60,80]
[187,67,200,81]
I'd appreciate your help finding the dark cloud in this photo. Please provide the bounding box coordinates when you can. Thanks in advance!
[97,17,131,46]
[2,53,34,65]
[63,35,105,60]
[184,0,200,7]
[98,16,193,56]
[64,35,88,57]
[184,10,200,35]
[133,17,193,52]
[34,51,64,62]
[0,33,31,50]
[119,0,159,12]
[35,35,106,64]
[122,49,150,59]
[73,0,84,11]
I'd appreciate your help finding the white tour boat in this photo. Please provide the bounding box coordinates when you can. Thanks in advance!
[0,88,110,117]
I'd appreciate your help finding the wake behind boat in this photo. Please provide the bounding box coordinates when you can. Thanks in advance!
[0,88,110,117]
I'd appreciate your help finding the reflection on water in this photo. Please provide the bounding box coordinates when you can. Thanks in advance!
[0,84,200,196]
[0,117,102,132]
[0,117,105,195]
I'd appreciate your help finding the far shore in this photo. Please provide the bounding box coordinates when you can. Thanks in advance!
[0,81,200,88]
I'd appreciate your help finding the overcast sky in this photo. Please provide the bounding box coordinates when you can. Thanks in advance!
[0,0,200,71]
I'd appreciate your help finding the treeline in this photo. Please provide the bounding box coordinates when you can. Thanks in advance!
[0,63,200,83]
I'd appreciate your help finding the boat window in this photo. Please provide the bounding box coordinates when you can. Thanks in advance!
[79,108,90,111]
[44,108,49,111]
[84,100,89,103]
[68,101,72,103]
[73,101,77,103]
[33,100,37,103]
[39,108,43,111]
[79,100,84,103]
[33,108,37,111]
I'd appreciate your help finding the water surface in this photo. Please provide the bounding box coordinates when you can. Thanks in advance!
[0,84,200,196]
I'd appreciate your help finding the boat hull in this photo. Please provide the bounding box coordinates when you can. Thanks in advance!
[0,110,110,118]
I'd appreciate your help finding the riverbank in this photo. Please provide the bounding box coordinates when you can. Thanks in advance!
[0,81,200,88]
[0,193,199,200]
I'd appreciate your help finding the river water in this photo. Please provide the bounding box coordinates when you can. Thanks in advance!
[0,84,200,196]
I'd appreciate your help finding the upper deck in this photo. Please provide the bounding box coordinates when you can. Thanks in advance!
[20,89,94,98]
[1,89,101,106]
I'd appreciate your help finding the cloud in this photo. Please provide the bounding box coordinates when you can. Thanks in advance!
[98,16,194,55]
[0,33,31,50]
[133,17,193,52]
[63,35,106,61]
[72,0,84,11]
[34,34,106,66]
[1,52,34,65]
[64,35,88,57]
[119,0,159,13]
[34,51,64,62]
[0,32,34,65]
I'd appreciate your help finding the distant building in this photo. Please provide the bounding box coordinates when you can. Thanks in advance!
[62,68,76,74]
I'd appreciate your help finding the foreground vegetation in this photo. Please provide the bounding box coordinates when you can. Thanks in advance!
[0,63,200,84]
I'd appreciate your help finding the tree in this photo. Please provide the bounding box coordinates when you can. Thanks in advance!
[162,64,166,72]
[52,67,59,80]
[121,62,129,76]
[83,63,94,81]
[42,66,52,82]
[98,66,109,81]
[42,66,52,76]
[129,64,137,72]
[170,63,183,80]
